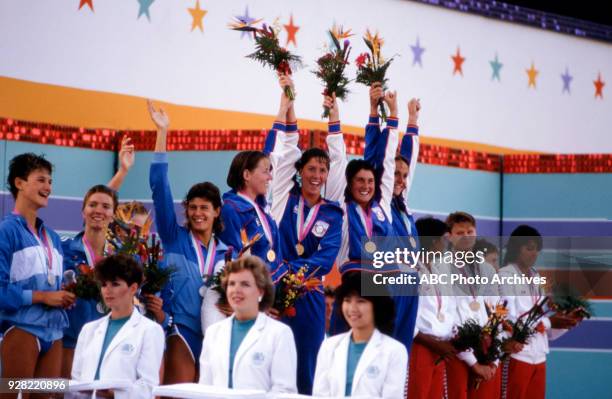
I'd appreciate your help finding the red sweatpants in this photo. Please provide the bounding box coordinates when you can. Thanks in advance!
[504,358,545,399]
[446,356,501,399]
[408,342,446,399]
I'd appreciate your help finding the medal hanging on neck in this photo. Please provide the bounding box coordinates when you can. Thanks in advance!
[419,263,445,322]
[401,211,418,249]
[237,193,276,262]
[82,235,105,268]
[460,264,480,312]
[295,196,321,257]
[356,205,376,253]
[191,233,217,297]
[33,227,56,286]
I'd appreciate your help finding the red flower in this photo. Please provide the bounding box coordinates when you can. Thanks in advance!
[480,332,492,355]
[284,307,297,317]
[355,53,368,68]
[278,60,292,75]
[502,321,513,334]
[536,322,546,334]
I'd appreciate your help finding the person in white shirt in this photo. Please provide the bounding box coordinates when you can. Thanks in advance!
[198,256,297,393]
[71,254,165,399]
[313,271,408,399]
[499,225,579,399]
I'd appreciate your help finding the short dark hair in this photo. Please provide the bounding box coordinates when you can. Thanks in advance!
[183,182,224,234]
[95,253,143,287]
[344,159,379,203]
[415,217,448,252]
[294,148,330,173]
[221,256,275,311]
[473,239,498,255]
[503,225,543,266]
[446,211,476,231]
[394,155,409,168]
[334,271,395,335]
[7,153,53,199]
[82,185,119,212]
[226,151,268,191]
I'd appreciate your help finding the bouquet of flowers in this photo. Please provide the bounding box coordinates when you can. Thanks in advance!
[313,26,352,117]
[550,284,592,319]
[273,266,321,317]
[502,296,550,345]
[107,212,175,297]
[230,18,302,100]
[355,30,395,121]
[64,265,102,302]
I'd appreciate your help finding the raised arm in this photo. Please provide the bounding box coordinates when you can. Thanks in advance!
[323,94,346,203]
[364,83,386,169]
[399,98,421,204]
[147,100,180,243]
[378,91,399,221]
[107,135,135,191]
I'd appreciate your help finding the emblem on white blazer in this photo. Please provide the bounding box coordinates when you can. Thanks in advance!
[312,221,329,238]
[252,352,265,366]
[366,365,380,379]
[121,343,135,355]
[372,206,385,222]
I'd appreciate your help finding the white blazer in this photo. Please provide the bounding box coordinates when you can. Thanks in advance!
[71,308,165,399]
[313,329,408,399]
[199,312,297,393]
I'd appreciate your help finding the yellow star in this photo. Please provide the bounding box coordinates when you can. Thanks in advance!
[526,62,539,88]
[188,0,207,33]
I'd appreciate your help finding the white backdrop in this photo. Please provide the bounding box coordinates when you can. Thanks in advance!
[1,0,611,153]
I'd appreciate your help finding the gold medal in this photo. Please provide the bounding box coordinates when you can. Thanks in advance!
[364,241,377,253]
[409,236,417,248]
[437,312,445,322]
[295,243,305,256]
[469,300,481,311]
[267,249,276,262]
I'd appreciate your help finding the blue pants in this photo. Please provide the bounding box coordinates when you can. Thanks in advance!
[282,290,325,395]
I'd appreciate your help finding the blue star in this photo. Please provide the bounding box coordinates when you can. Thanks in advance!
[236,6,255,39]
[561,67,573,94]
[489,53,503,81]
[137,0,155,21]
[410,37,425,67]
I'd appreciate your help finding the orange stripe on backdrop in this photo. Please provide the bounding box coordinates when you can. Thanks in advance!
[0,76,529,155]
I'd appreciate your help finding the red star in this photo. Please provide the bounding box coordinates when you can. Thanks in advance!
[284,14,299,47]
[594,73,605,99]
[451,47,465,76]
[78,0,94,11]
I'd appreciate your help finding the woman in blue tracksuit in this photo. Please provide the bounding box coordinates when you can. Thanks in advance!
[0,153,76,380]
[61,136,135,378]
[325,86,418,353]
[264,75,343,394]
[147,100,230,384]
[218,123,286,284]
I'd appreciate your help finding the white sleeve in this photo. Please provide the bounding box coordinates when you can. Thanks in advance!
[381,342,408,399]
[380,126,399,222]
[132,324,165,399]
[70,326,88,381]
[312,339,333,397]
[270,326,298,393]
[403,134,420,209]
[198,327,214,385]
[324,131,347,203]
[270,132,301,223]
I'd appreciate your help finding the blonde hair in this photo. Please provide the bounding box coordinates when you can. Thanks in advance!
[221,256,275,311]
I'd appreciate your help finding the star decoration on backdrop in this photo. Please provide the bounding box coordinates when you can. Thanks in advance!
[526,62,538,88]
[188,0,207,33]
[489,54,503,81]
[235,6,256,39]
[284,14,299,47]
[137,0,155,21]
[410,37,425,67]
[78,0,93,12]
[561,67,573,94]
[594,73,605,99]
[451,47,465,76]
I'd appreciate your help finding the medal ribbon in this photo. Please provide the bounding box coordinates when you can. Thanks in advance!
[238,193,273,247]
[355,205,373,239]
[296,196,321,243]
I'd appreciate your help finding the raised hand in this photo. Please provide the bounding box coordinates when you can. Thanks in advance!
[323,93,339,122]
[118,135,135,172]
[408,98,421,125]
[383,90,398,118]
[369,82,384,116]
[147,99,170,131]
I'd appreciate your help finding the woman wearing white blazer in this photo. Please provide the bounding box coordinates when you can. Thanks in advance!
[71,254,165,399]
[198,256,297,393]
[313,272,407,399]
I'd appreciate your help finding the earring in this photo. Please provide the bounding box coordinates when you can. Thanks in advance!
[258,296,263,303]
